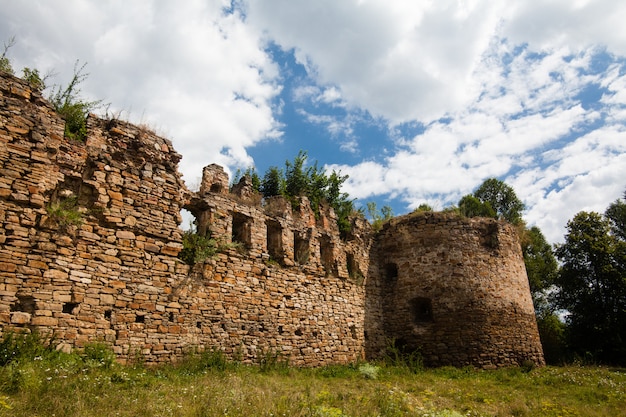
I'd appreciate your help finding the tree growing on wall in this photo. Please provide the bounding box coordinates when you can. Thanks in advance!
[249,151,355,237]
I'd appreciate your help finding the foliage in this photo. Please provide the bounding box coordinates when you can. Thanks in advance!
[46,196,83,228]
[536,311,567,364]
[179,228,217,265]
[458,194,495,219]
[520,226,558,298]
[473,177,525,224]
[260,165,285,197]
[413,203,433,212]
[231,167,261,191]
[21,67,45,90]
[0,331,56,367]
[82,343,116,369]
[382,338,424,373]
[259,151,355,237]
[49,61,101,141]
[358,363,380,380]
[1,333,626,417]
[367,201,394,232]
[554,194,626,365]
[0,36,15,75]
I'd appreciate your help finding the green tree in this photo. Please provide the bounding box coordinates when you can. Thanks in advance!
[474,178,525,224]
[458,194,496,218]
[284,150,310,199]
[259,151,355,237]
[366,201,393,231]
[554,206,626,364]
[261,166,284,198]
[606,190,626,241]
[521,226,558,297]
[231,167,261,192]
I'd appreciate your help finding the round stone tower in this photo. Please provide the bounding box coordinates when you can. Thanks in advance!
[365,211,545,369]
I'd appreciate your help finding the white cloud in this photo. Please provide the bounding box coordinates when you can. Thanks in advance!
[246,0,504,123]
[0,0,282,183]
[1,0,625,245]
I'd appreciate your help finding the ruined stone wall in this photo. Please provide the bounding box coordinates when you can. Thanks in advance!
[366,212,545,368]
[0,72,544,368]
[0,73,368,366]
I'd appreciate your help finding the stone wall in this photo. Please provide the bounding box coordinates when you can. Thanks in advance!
[0,73,368,365]
[0,72,544,368]
[366,212,545,368]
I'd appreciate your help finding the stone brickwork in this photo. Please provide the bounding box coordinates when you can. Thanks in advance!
[366,212,545,368]
[0,72,544,368]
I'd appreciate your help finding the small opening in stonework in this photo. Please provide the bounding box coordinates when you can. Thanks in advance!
[241,325,246,331]
[319,235,335,274]
[312,331,318,337]
[135,314,145,323]
[210,183,222,193]
[294,234,310,265]
[11,295,36,314]
[349,325,357,339]
[384,262,398,284]
[196,321,202,329]
[409,297,433,323]
[104,310,112,319]
[62,302,79,314]
[364,331,369,340]
[278,326,284,334]
[169,312,175,322]
[232,212,252,248]
[221,323,226,331]
[266,220,283,262]
[295,328,303,336]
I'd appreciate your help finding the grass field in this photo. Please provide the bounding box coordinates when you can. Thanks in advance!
[1,335,625,416]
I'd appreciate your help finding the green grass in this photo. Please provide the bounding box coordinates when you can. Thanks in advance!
[0,333,625,416]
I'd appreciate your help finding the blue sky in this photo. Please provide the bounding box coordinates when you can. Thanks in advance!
[1,0,625,243]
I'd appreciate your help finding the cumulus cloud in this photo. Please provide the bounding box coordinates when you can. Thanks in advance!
[1,0,625,244]
[0,0,282,183]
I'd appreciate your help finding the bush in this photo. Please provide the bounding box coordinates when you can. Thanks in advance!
[49,61,101,141]
[82,342,116,369]
[46,196,83,228]
[179,229,217,265]
[0,331,55,366]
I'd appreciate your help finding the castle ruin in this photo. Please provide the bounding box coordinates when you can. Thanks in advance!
[0,72,544,368]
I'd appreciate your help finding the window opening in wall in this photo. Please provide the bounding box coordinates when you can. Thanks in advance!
[169,312,175,322]
[384,262,398,284]
[349,325,357,339]
[409,297,433,323]
[104,310,112,319]
[295,328,303,336]
[347,253,363,283]
[196,321,202,329]
[232,212,252,248]
[319,235,335,274]
[135,314,145,323]
[294,234,310,265]
[266,220,283,262]
[10,295,36,314]
[62,302,79,314]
